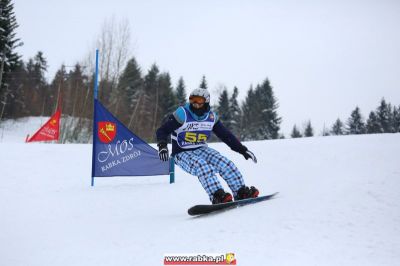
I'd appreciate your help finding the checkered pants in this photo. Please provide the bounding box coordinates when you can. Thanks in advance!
[174,147,245,201]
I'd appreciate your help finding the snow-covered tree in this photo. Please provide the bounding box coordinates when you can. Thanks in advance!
[393,105,400,133]
[331,118,344,135]
[216,88,231,129]
[304,120,314,137]
[346,107,366,135]
[241,86,256,140]
[229,86,241,137]
[257,79,281,139]
[291,125,302,138]
[199,75,208,89]
[376,98,392,133]
[115,57,143,127]
[158,72,177,124]
[175,77,186,106]
[241,79,281,140]
[366,111,381,134]
[0,0,22,119]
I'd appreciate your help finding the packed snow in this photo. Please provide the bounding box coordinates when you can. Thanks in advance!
[0,117,49,143]
[1,118,399,266]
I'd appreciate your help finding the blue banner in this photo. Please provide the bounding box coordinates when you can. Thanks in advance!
[92,99,169,177]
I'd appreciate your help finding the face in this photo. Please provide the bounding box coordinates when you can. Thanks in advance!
[189,96,206,109]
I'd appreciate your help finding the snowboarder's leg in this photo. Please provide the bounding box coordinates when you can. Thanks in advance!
[175,150,224,201]
[200,147,245,197]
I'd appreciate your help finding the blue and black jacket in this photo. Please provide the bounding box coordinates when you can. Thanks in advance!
[156,103,247,156]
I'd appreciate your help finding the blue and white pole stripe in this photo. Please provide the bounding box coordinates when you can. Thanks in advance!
[91,49,99,187]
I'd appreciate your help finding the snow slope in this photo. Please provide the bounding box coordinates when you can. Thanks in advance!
[1,120,399,266]
[0,117,49,143]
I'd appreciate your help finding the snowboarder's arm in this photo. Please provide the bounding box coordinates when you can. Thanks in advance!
[156,114,182,145]
[212,121,246,153]
[213,121,257,163]
[155,114,182,161]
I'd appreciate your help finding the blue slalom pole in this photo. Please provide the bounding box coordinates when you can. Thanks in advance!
[91,49,99,187]
[94,49,99,99]
[169,156,175,184]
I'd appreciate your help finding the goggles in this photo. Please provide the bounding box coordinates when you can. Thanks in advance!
[189,96,206,105]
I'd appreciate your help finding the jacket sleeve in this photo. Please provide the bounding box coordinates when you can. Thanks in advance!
[156,114,182,144]
[212,121,247,154]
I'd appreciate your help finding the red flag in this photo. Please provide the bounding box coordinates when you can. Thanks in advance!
[26,109,61,142]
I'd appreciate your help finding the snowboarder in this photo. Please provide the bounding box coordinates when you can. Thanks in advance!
[156,88,259,204]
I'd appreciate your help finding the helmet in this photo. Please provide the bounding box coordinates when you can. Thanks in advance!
[188,88,210,116]
[189,88,210,103]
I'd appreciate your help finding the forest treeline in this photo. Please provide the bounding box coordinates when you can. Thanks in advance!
[0,0,399,143]
[290,99,400,138]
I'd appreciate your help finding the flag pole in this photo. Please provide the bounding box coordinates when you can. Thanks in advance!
[169,156,175,184]
[56,83,62,144]
[94,49,99,99]
[91,49,99,187]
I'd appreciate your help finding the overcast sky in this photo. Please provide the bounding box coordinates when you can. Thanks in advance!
[14,0,400,136]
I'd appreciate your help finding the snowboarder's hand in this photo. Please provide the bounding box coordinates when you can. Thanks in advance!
[158,142,169,161]
[244,150,257,163]
[240,146,257,163]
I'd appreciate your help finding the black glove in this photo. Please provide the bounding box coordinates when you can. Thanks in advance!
[240,146,257,163]
[158,142,169,161]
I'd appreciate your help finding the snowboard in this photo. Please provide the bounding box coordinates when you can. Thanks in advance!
[188,192,279,216]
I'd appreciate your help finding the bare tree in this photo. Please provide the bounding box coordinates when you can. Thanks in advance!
[112,19,131,84]
[82,17,133,90]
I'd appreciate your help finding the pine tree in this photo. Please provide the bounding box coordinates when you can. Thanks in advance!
[63,67,76,117]
[366,111,381,134]
[241,79,281,140]
[74,66,91,115]
[304,120,314,137]
[255,79,281,139]
[25,52,48,102]
[141,64,160,140]
[216,88,231,128]
[346,106,366,134]
[34,52,51,116]
[4,60,25,117]
[376,98,391,133]
[393,105,400,133]
[61,64,90,143]
[331,118,344,135]
[67,64,87,116]
[199,75,208,89]
[175,77,186,106]
[62,65,78,117]
[387,103,395,133]
[33,52,47,86]
[291,125,302,138]
[0,0,21,81]
[158,72,177,124]
[229,86,241,137]
[0,0,22,119]
[241,86,257,140]
[115,57,143,128]
[50,65,67,115]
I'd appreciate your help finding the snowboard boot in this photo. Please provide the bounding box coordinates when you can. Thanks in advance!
[212,189,233,204]
[234,186,259,200]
